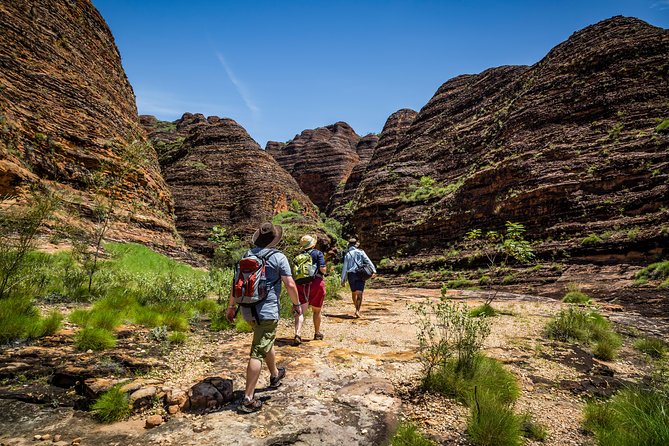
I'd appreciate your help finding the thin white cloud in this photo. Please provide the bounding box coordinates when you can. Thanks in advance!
[216,52,260,117]
[652,0,669,9]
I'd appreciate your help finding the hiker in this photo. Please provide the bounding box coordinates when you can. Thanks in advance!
[293,234,327,345]
[340,237,376,318]
[226,222,301,413]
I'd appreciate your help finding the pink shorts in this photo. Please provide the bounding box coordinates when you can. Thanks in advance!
[297,276,325,308]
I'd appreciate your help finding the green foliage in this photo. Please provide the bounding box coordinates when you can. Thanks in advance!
[519,412,548,441]
[390,421,436,446]
[91,385,131,423]
[235,317,253,333]
[325,273,343,300]
[0,296,62,342]
[545,307,621,360]
[0,191,58,299]
[209,226,248,269]
[634,337,667,359]
[289,198,303,214]
[442,278,475,291]
[74,327,117,351]
[583,386,669,446]
[467,388,522,446]
[581,233,603,246]
[562,291,592,304]
[426,355,519,406]
[608,122,624,140]
[470,303,497,318]
[413,298,491,380]
[168,331,187,344]
[635,261,669,284]
[654,119,669,133]
[400,176,463,203]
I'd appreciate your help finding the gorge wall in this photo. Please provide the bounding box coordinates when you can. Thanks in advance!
[345,16,668,263]
[266,122,378,213]
[0,0,178,248]
[142,114,316,254]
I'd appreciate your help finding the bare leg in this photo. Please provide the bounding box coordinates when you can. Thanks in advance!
[244,357,262,400]
[265,346,279,377]
[351,291,358,316]
[355,291,363,317]
[312,306,322,334]
[294,308,304,337]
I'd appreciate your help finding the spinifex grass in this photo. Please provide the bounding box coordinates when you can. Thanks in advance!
[390,421,436,446]
[74,327,117,351]
[562,290,592,304]
[583,386,669,446]
[91,385,131,423]
[634,336,667,359]
[0,296,63,342]
[545,307,621,360]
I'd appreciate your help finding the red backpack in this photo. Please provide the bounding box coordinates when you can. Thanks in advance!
[232,249,278,306]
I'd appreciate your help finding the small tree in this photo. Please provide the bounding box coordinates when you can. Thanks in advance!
[72,139,152,294]
[465,221,534,306]
[0,190,58,299]
[413,297,491,381]
[209,225,247,269]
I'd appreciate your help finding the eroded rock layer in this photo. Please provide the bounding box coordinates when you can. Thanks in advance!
[142,113,316,254]
[352,17,669,261]
[266,122,362,211]
[0,0,177,247]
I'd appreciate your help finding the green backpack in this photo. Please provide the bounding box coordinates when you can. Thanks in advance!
[293,250,317,285]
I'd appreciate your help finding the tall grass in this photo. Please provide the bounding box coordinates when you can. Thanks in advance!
[634,337,667,359]
[390,422,436,446]
[583,386,669,446]
[74,327,117,351]
[545,307,621,360]
[0,296,63,342]
[91,385,131,423]
[467,389,522,446]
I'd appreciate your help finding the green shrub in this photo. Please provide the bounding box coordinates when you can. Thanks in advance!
[581,233,603,246]
[74,327,117,351]
[583,386,669,446]
[161,311,189,332]
[562,291,592,304]
[655,119,669,133]
[91,385,131,423]
[193,299,219,317]
[466,389,522,446]
[390,421,436,446]
[635,261,669,283]
[168,331,187,344]
[88,309,122,331]
[210,306,234,331]
[38,310,63,336]
[443,278,475,291]
[425,355,519,406]
[519,412,548,441]
[634,337,667,359]
[470,303,497,318]
[545,307,621,360]
[235,317,253,333]
[325,273,343,301]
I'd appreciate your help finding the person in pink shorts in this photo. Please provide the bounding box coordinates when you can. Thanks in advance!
[294,235,327,345]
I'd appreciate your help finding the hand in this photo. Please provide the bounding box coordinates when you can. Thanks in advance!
[371,273,377,279]
[226,306,236,323]
[292,304,303,316]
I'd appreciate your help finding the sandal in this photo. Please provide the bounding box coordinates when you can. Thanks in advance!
[269,367,286,388]
[293,335,302,346]
[238,397,262,413]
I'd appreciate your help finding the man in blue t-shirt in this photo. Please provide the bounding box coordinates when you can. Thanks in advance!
[341,237,376,318]
[226,222,300,413]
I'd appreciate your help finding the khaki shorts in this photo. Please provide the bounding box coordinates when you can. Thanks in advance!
[250,319,278,360]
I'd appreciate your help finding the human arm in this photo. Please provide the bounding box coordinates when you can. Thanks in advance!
[316,251,327,275]
[341,253,349,285]
[226,288,236,322]
[281,275,302,315]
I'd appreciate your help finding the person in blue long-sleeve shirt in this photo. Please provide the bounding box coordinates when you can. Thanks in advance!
[340,238,376,318]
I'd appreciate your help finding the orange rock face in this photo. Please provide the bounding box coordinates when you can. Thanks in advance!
[0,0,178,248]
[351,17,668,261]
[142,113,317,255]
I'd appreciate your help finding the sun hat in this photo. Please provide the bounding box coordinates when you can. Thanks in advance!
[299,235,317,250]
[252,222,283,248]
[348,237,359,247]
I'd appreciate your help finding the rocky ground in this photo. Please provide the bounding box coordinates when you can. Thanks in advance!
[0,284,665,445]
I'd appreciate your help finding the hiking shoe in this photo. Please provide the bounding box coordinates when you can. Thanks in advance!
[314,332,324,340]
[293,335,302,346]
[238,398,262,413]
[269,367,286,389]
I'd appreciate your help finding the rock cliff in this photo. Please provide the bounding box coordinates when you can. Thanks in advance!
[266,122,363,212]
[142,113,316,254]
[0,0,177,247]
[351,17,668,263]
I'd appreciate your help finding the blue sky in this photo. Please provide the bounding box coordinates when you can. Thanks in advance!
[93,0,669,147]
